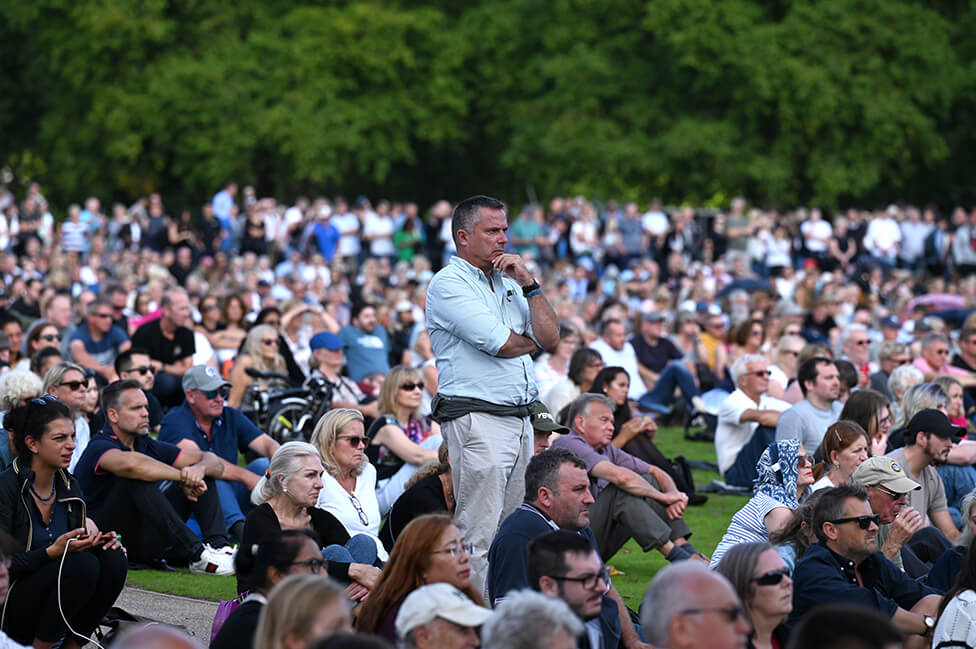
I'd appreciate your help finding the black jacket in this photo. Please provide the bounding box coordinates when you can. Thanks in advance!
[0,459,86,580]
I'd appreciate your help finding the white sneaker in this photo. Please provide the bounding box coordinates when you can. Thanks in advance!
[210,543,237,556]
[189,544,236,576]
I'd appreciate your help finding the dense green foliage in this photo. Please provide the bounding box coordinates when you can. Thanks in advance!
[2,0,975,210]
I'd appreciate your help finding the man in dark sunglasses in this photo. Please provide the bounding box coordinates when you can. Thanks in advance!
[115,347,164,432]
[790,483,940,646]
[158,365,280,541]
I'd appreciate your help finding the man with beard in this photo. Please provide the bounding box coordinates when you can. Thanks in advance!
[885,409,963,543]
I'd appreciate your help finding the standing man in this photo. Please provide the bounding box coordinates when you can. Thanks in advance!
[427,195,559,589]
[158,365,280,541]
[131,288,195,408]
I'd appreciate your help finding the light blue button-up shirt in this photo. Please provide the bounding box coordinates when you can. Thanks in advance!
[427,256,538,406]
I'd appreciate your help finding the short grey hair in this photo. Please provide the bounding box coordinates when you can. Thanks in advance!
[920,331,949,350]
[887,364,923,399]
[642,563,732,646]
[252,442,322,505]
[878,340,908,362]
[775,334,805,354]
[731,354,767,386]
[841,323,868,347]
[566,393,615,432]
[894,382,948,430]
[481,590,583,649]
[0,370,43,411]
[451,195,507,245]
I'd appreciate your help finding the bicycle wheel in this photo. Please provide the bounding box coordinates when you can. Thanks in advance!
[266,397,313,443]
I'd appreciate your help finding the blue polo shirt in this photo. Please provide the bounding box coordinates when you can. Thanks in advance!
[75,430,182,507]
[789,542,937,626]
[158,402,263,465]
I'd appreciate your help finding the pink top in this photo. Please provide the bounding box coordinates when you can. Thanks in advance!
[913,357,971,378]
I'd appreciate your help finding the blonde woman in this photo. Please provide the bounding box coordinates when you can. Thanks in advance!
[254,574,352,649]
[366,365,442,516]
[311,409,387,561]
[229,324,288,409]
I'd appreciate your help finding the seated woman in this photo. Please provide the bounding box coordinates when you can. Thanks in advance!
[810,421,870,491]
[365,366,441,516]
[212,529,325,649]
[355,514,484,645]
[768,489,826,573]
[533,324,580,404]
[379,442,452,552]
[715,542,792,649]
[255,574,353,649]
[710,439,814,568]
[839,388,892,457]
[928,488,976,593]
[242,442,380,598]
[311,409,387,562]
[588,366,704,505]
[933,536,976,646]
[0,370,43,471]
[546,348,603,419]
[229,324,289,410]
[0,396,126,649]
[18,320,62,374]
[211,294,250,371]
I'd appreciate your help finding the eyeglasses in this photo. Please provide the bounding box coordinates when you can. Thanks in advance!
[289,558,325,573]
[399,382,423,391]
[934,349,949,355]
[203,304,219,312]
[338,435,367,448]
[128,365,156,376]
[31,394,59,406]
[872,484,906,500]
[58,380,87,391]
[261,338,278,346]
[348,493,369,526]
[92,312,113,319]
[199,386,230,400]
[747,370,772,378]
[431,542,473,558]
[550,567,611,591]
[796,455,813,467]
[853,339,870,346]
[753,568,790,586]
[829,514,881,530]
[889,357,911,366]
[40,334,61,342]
[679,606,747,623]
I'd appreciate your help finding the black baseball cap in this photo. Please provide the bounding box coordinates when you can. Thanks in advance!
[907,409,965,441]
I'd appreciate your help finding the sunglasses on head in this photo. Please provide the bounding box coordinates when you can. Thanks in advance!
[399,382,423,391]
[829,514,880,530]
[199,386,230,400]
[753,568,790,586]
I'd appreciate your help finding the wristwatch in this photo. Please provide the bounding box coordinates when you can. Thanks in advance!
[521,280,541,298]
[923,615,935,635]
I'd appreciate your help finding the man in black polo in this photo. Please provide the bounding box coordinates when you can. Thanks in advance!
[130,287,195,408]
[790,484,940,648]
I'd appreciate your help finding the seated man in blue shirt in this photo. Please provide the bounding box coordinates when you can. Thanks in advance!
[75,379,234,574]
[68,296,130,383]
[790,483,940,648]
[159,365,280,541]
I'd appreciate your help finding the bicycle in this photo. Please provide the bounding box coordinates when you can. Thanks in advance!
[242,368,334,443]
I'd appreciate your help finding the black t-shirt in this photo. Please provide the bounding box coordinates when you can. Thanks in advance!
[131,319,195,365]
[211,599,262,649]
[379,473,450,551]
[630,334,683,374]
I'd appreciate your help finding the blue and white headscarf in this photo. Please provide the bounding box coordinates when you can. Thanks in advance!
[753,439,804,509]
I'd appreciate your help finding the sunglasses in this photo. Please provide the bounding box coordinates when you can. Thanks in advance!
[753,568,790,586]
[261,338,278,346]
[40,334,61,342]
[797,455,813,467]
[399,382,423,391]
[829,514,880,530]
[748,370,772,378]
[872,484,905,500]
[199,386,230,400]
[853,340,870,346]
[58,380,87,391]
[128,365,156,376]
[338,435,367,448]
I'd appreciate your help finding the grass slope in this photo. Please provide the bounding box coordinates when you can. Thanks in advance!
[126,426,744,607]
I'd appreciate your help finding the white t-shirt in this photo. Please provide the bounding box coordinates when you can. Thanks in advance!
[331,213,362,256]
[800,220,832,253]
[363,213,395,257]
[716,389,791,474]
[642,210,669,237]
[588,338,647,399]
[316,462,387,562]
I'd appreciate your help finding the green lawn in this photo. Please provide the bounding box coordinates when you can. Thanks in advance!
[126,426,744,607]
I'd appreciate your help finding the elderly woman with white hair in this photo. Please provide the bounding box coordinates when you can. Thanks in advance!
[311,408,387,562]
[241,442,380,597]
[0,370,43,470]
[481,589,582,649]
[887,363,925,418]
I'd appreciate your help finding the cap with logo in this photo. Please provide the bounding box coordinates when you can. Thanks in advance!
[182,365,231,392]
[852,456,920,494]
[394,583,493,638]
[530,402,569,434]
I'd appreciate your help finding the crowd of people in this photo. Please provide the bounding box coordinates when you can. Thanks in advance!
[1,182,976,648]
